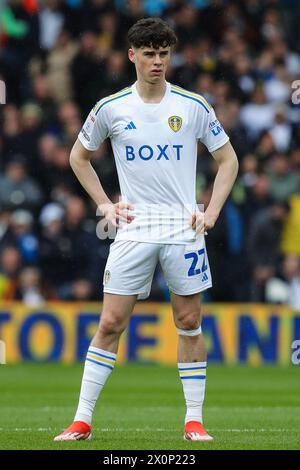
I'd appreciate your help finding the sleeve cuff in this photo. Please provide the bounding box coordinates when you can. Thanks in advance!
[207,135,230,153]
[78,132,98,151]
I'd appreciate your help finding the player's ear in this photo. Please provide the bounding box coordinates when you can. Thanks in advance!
[128,48,135,64]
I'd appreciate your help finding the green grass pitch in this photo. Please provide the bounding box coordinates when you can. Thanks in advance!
[0,363,299,450]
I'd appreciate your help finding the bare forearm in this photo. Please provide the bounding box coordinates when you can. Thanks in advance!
[192,145,238,232]
[70,151,111,208]
[207,157,238,217]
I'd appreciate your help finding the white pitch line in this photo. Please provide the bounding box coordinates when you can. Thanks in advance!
[0,428,298,433]
[208,406,300,411]
[4,406,300,412]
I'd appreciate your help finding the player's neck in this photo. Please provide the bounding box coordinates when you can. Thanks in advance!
[135,79,167,104]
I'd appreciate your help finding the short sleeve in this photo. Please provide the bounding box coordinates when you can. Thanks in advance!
[196,106,229,153]
[78,105,110,151]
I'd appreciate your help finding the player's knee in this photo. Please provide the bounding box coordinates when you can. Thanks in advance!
[174,311,201,331]
[98,313,127,337]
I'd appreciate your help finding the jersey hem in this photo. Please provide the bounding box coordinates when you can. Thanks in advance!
[115,236,199,245]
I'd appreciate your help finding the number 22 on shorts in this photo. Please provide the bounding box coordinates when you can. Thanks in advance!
[184,248,208,280]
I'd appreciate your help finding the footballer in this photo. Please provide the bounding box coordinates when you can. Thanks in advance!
[54,18,238,442]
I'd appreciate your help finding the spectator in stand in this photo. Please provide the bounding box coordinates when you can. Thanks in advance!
[173,43,201,89]
[268,104,292,154]
[242,173,273,230]
[1,105,23,161]
[265,255,300,309]
[60,196,108,300]
[30,74,58,128]
[0,207,15,251]
[10,209,38,264]
[268,153,300,203]
[0,155,43,211]
[47,143,77,190]
[281,190,300,256]
[247,202,289,301]
[18,102,43,167]
[46,29,78,103]
[38,0,65,52]
[240,85,275,142]
[15,266,49,306]
[0,245,21,299]
[38,202,68,293]
[100,50,130,97]
[57,100,82,144]
[282,255,300,310]
[71,31,102,117]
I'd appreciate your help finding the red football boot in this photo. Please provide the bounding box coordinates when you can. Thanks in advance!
[54,421,92,441]
[184,421,214,442]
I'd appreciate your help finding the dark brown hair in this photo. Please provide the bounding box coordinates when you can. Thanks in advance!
[128,18,177,49]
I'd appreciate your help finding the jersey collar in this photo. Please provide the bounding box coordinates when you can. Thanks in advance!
[132,81,171,106]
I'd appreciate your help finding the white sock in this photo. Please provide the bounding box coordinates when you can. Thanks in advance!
[178,361,207,424]
[74,346,116,425]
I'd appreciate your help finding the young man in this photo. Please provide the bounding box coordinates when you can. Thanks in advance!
[54,18,238,442]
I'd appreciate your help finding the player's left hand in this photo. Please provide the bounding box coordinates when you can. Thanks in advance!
[191,210,218,233]
[191,211,205,234]
[203,210,218,231]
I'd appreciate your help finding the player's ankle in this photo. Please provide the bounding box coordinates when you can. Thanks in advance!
[74,414,92,426]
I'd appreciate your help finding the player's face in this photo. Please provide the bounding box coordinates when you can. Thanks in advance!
[129,46,171,84]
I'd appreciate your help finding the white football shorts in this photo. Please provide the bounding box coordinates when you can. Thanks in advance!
[103,237,212,299]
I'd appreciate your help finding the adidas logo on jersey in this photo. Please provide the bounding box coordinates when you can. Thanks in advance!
[124,121,137,130]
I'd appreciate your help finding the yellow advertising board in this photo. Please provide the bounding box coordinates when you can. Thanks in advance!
[0,302,299,365]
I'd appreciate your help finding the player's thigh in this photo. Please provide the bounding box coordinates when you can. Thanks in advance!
[170,291,202,329]
[159,237,212,298]
[99,292,137,333]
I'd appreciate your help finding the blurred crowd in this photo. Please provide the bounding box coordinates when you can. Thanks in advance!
[1,0,300,308]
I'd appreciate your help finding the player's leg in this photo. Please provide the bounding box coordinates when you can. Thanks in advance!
[54,293,136,441]
[171,291,212,441]
[90,292,137,353]
[54,240,158,441]
[159,240,213,441]
[172,291,206,363]
[73,293,137,423]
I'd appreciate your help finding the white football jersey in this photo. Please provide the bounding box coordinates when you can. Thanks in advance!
[78,81,229,244]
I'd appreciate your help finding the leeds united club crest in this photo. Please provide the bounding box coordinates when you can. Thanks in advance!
[168,116,182,132]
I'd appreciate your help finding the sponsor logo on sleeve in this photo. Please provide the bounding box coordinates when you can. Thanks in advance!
[104,269,111,284]
[209,119,223,136]
[80,128,90,141]
[80,113,96,141]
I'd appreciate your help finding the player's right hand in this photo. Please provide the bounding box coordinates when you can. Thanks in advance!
[191,211,205,234]
[98,202,135,228]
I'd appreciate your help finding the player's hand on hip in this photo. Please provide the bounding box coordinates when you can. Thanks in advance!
[99,201,135,228]
[203,210,218,231]
[191,210,217,233]
[191,211,205,234]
